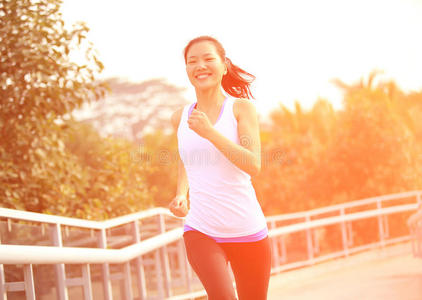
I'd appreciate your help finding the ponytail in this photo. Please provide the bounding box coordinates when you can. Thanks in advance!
[222,57,255,99]
[184,35,256,100]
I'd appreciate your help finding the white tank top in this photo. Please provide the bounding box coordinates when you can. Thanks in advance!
[177,97,267,238]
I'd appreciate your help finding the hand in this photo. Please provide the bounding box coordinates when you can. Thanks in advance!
[187,109,213,139]
[169,195,189,217]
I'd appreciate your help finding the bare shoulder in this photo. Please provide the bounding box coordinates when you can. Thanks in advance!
[171,106,185,131]
[233,98,257,122]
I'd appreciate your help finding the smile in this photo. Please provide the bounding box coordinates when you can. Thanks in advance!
[195,73,211,80]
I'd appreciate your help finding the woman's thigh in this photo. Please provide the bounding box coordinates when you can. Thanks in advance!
[221,237,272,300]
[183,230,237,300]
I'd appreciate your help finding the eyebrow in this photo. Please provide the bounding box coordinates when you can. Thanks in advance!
[187,53,215,60]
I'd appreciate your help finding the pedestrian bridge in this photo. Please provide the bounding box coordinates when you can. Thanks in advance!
[0,190,421,300]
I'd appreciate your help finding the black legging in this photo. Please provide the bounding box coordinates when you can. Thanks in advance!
[183,230,272,300]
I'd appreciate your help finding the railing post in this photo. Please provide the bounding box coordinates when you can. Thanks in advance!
[305,214,314,265]
[383,214,390,240]
[6,219,11,233]
[122,262,133,300]
[23,265,35,300]
[98,229,113,300]
[280,234,287,264]
[0,263,6,300]
[270,221,280,268]
[51,223,68,300]
[158,214,172,298]
[154,248,164,299]
[376,200,385,248]
[81,264,93,300]
[340,207,349,257]
[415,191,422,257]
[417,223,422,257]
[313,228,320,255]
[131,220,147,300]
[119,223,133,300]
[347,221,354,247]
[0,233,6,300]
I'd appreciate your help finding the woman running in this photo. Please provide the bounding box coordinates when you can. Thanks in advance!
[169,35,271,300]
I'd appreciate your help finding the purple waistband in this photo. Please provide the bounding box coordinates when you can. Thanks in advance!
[183,224,268,243]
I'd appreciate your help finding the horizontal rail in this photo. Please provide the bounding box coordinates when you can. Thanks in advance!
[0,207,173,229]
[1,190,419,230]
[1,227,183,264]
[266,190,421,223]
[1,190,419,300]
[1,204,415,264]
[269,203,417,237]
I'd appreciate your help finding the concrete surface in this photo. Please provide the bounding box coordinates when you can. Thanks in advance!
[268,242,422,300]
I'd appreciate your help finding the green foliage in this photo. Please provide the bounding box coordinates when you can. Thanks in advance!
[255,72,422,215]
[62,120,154,219]
[0,0,105,121]
[1,1,420,226]
[255,98,339,213]
[0,0,112,218]
[139,129,179,208]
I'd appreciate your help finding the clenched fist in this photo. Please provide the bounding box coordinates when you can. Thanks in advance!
[169,195,189,218]
[187,108,214,139]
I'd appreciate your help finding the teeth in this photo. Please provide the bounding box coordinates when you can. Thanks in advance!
[196,74,210,79]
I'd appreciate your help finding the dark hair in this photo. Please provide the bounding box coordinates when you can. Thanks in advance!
[183,36,255,100]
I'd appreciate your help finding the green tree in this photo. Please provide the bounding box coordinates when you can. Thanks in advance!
[0,0,106,214]
[256,71,421,217]
[255,99,338,213]
[62,120,154,219]
[72,77,189,210]
[140,128,179,208]
[317,71,421,201]
[255,73,422,251]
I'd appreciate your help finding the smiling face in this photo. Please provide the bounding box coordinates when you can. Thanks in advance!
[185,41,227,91]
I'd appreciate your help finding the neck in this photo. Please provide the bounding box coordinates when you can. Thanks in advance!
[194,86,226,111]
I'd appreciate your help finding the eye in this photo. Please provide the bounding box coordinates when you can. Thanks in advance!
[206,57,214,61]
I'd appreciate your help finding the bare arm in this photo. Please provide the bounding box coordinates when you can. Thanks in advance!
[171,107,189,197]
[196,99,261,176]
[169,108,189,217]
[176,153,189,197]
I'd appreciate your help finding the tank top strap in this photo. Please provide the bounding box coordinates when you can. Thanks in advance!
[187,97,228,120]
[227,97,237,124]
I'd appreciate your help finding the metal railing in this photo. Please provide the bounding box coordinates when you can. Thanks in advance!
[0,190,420,300]
[408,201,422,258]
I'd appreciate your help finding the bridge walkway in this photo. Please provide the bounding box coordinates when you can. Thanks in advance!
[268,242,422,300]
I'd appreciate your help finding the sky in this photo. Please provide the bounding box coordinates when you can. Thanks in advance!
[61,0,422,117]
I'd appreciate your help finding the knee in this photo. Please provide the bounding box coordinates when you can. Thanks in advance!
[207,287,237,300]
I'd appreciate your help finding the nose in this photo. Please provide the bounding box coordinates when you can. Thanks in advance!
[196,59,207,70]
